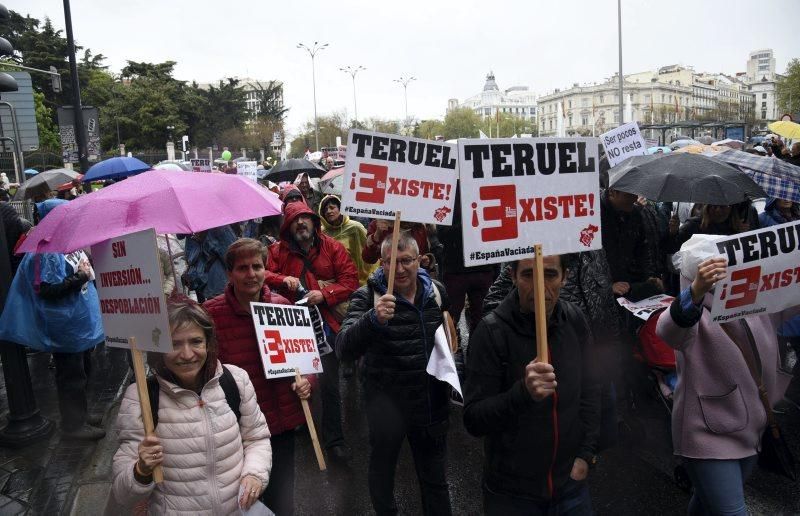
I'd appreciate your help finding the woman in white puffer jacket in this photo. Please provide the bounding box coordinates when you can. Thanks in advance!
[111,300,272,514]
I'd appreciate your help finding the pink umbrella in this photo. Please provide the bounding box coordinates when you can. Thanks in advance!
[20,169,282,254]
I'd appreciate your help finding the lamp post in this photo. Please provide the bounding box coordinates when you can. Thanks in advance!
[63,0,90,178]
[297,42,328,152]
[617,0,624,126]
[340,65,365,127]
[393,75,416,132]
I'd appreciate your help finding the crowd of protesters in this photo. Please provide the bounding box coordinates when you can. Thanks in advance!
[0,131,798,515]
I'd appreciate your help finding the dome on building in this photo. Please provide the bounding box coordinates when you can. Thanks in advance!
[483,71,499,92]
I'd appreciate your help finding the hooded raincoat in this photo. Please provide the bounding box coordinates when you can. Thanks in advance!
[318,194,378,286]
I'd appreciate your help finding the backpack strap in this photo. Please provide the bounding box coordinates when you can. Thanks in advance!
[147,375,160,428]
[219,365,242,422]
[146,367,241,428]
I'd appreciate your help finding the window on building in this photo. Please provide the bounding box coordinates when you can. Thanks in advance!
[549,120,553,130]
[614,111,620,123]
[581,116,588,126]
[762,102,767,108]
[644,94,651,103]
[762,93,767,99]
[484,108,491,115]
[599,95,604,103]
[762,110,767,119]
[661,94,665,102]
[568,100,572,108]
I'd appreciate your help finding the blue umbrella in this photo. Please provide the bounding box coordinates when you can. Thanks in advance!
[82,157,151,182]
[647,146,672,155]
[24,168,38,176]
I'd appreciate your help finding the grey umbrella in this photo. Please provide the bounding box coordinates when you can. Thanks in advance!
[609,153,766,205]
[265,158,326,183]
[13,168,82,200]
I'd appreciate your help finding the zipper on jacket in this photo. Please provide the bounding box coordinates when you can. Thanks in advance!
[547,390,559,499]
[198,390,224,513]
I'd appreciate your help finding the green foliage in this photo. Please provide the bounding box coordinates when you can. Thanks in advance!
[33,91,60,148]
[441,108,482,139]
[777,58,800,116]
[414,119,446,140]
[289,113,349,156]
[252,81,288,122]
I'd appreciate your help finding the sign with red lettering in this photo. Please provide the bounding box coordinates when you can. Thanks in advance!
[91,228,170,353]
[458,137,602,266]
[341,130,458,224]
[710,221,800,323]
[250,302,323,378]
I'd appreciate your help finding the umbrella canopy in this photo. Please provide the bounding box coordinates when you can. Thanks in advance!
[19,169,282,254]
[24,168,38,176]
[712,148,800,203]
[265,158,326,183]
[609,153,766,205]
[669,139,702,150]
[768,120,800,140]
[12,168,82,200]
[711,138,744,150]
[317,167,344,195]
[646,146,672,155]
[673,144,729,156]
[83,156,151,182]
[153,162,186,171]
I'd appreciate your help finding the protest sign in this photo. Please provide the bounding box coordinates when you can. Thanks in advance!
[645,138,659,149]
[710,221,800,323]
[341,129,458,225]
[190,158,211,172]
[250,302,324,379]
[91,228,170,353]
[601,122,647,167]
[237,160,258,182]
[458,137,602,267]
[617,294,675,321]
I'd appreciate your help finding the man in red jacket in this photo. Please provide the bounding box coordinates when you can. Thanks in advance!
[204,238,312,515]
[265,201,358,463]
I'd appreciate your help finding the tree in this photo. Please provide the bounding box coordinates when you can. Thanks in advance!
[289,113,349,157]
[777,58,800,116]
[365,118,401,135]
[252,81,288,122]
[34,91,59,148]
[414,119,445,140]
[442,108,482,139]
[197,78,248,148]
[121,60,178,80]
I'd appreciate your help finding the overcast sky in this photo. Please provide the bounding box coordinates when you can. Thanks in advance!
[20,0,800,137]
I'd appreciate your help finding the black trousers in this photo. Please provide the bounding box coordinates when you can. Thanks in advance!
[52,349,92,432]
[366,391,452,516]
[261,430,295,516]
[319,351,345,448]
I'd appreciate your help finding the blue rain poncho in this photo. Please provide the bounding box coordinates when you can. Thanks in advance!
[0,200,104,352]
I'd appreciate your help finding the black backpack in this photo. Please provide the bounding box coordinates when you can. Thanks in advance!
[147,365,241,427]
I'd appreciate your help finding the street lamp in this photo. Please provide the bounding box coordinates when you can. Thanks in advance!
[297,41,328,152]
[617,0,624,125]
[340,65,365,127]
[393,75,416,131]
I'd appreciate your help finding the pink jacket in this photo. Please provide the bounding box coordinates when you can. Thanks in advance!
[657,293,797,460]
[111,363,271,514]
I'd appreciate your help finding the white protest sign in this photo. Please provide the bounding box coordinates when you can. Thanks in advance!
[250,302,324,379]
[458,137,602,266]
[91,228,170,353]
[237,160,258,182]
[341,129,458,224]
[190,158,212,173]
[601,122,647,167]
[710,221,800,323]
[616,294,674,321]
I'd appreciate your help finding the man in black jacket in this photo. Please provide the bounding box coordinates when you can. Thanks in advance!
[337,233,452,516]
[464,254,601,515]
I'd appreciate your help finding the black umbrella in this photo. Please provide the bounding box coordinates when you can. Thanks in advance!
[13,168,82,200]
[265,158,326,183]
[608,153,766,205]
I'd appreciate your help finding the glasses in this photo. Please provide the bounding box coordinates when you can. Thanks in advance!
[381,256,418,268]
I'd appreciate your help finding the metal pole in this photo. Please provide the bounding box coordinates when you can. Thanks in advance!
[403,85,408,122]
[352,75,358,125]
[311,54,319,152]
[617,0,624,125]
[0,101,24,181]
[63,0,90,176]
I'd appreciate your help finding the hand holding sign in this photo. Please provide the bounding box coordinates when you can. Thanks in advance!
[692,257,727,304]
[292,375,312,400]
[375,294,397,325]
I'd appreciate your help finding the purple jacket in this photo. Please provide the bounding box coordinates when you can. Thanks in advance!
[657,288,797,460]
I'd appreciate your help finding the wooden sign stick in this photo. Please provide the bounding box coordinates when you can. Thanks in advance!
[385,211,402,295]
[130,337,164,483]
[295,369,326,471]
[531,244,549,364]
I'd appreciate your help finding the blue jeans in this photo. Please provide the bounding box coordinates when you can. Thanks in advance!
[483,478,592,516]
[684,455,757,516]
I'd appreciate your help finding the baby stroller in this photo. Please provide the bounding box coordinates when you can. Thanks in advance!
[632,308,691,492]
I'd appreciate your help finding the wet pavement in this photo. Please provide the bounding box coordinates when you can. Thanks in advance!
[0,344,130,515]
[294,336,800,515]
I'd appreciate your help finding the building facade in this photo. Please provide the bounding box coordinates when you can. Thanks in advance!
[448,72,537,122]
